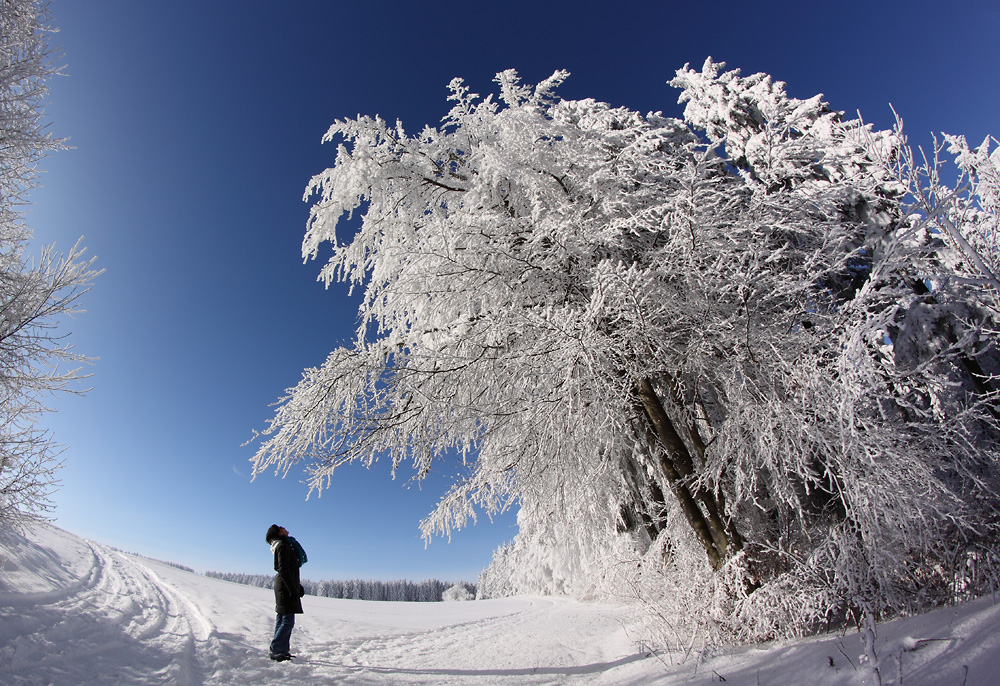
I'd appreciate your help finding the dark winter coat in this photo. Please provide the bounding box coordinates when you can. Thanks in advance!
[271,537,304,615]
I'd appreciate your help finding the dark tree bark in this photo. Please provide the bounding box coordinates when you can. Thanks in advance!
[635,377,742,570]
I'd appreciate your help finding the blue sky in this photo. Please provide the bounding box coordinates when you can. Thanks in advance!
[29,0,999,582]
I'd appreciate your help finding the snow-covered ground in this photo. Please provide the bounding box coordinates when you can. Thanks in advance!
[1,525,998,685]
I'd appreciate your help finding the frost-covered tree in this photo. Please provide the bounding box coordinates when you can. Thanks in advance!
[252,61,1000,642]
[0,0,99,532]
[660,60,1000,639]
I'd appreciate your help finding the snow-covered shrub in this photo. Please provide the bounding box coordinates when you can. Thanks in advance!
[442,583,474,601]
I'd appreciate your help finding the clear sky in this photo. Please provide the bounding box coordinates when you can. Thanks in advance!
[28,0,999,582]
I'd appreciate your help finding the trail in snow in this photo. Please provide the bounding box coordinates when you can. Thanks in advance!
[0,526,234,685]
[3,524,1000,685]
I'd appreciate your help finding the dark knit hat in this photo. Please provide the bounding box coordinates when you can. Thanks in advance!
[265,524,282,543]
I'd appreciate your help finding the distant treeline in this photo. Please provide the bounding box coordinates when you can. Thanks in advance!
[204,571,476,602]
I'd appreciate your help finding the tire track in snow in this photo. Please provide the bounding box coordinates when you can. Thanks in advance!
[0,540,212,685]
[127,558,285,685]
[128,556,270,684]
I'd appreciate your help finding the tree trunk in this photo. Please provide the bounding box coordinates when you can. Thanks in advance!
[635,377,741,570]
[620,450,667,543]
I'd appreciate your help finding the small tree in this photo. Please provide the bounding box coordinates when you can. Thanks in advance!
[0,0,99,532]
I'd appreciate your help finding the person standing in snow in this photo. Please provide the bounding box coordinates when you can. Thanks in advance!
[265,524,307,661]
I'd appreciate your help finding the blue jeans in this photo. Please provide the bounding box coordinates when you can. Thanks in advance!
[270,613,295,655]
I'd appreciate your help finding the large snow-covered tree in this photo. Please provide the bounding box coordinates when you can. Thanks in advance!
[252,61,1000,641]
[0,0,99,532]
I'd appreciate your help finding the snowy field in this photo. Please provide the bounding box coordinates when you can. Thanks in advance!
[1,525,999,685]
